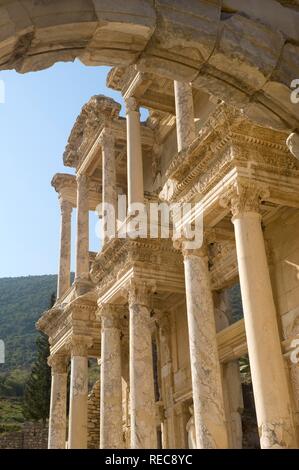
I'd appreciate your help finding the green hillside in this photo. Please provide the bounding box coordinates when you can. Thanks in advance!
[0,275,57,373]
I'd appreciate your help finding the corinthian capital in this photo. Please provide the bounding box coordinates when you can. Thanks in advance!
[48,354,68,374]
[127,280,155,308]
[99,127,115,149]
[125,96,139,114]
[173,236,207,259]
[220,182,269,218]
[76,173,89,188]
[98,304,123,329]
[68,335,93,357]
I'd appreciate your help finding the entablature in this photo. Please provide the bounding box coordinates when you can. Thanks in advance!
[51,172,101,210]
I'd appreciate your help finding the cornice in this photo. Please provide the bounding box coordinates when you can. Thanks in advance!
[63,95,121,168]
[51,173,76,193]
[162,105,298,204]
[91,237,183,297]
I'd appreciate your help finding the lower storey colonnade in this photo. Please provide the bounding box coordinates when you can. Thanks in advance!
[46,185,299,449]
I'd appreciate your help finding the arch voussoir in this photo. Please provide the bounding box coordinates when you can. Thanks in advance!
[0,0,297,134]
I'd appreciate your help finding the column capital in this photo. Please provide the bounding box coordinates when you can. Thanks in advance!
[99,127,115,148]
[220,182,269,219]
[173,236,208,259]
[68,335,92,357]
[98,304,123,329]
[125,96,139,114]
[59,198,72,217]
[127,280,155,308]
[76,173,89,187]
[48,354,68,374]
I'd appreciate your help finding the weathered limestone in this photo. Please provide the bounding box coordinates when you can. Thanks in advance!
[99,304,123,449]
[68,336,91,449]
[125,97,144,209]
[57,199,72,298]
[48,354,68,449]
[174,81,196,152]
[226,183,297,448]
[128,281,157,449]
[75,174,89,279]
[181,244,228,449]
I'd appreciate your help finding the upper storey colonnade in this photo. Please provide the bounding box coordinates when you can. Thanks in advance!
[41,62,299,450]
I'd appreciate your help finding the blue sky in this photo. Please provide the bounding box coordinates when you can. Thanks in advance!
[0,60,127,278]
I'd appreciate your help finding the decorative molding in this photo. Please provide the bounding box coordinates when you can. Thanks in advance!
[68,335,93,357]
[125,96,139,114]
[63,95,121,168]
[47,354,68,374]
[219,181,270,218]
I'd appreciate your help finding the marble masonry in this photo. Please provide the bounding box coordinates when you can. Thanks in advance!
[2,0,298,450]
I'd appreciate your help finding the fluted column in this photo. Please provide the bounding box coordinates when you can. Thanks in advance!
[99,304,123,449]
[224,183,296,448]
[75,174,89,279]
[57,199,72,298]
[181,243,228,448]
[48,354,68,449]
[128,281,157,449]
[174,81,195,152]
[68,336,91,449]
[125,97,144,209]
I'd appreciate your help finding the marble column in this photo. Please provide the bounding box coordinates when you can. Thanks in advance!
[128,281,157,448]
[227,184,296,448]
[174,81,196,152]
[48,354,68,449]
[222,361,243,449]
[157,312,176,449]
[68,336,91,449]
[125,97,144,209]
[75,174,89,279]
[182,245,228,448]
[214,290,243,448]
[100,128,117,244]
[57,199,72,299]
[99,304,123,449]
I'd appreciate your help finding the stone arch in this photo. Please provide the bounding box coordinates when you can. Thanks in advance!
[1,0,298,134]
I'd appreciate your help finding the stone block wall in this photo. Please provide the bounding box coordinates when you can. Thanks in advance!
[0,422,48,449]
[87,380,100,449]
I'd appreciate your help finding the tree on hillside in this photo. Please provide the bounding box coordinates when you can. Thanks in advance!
[22,293,56,423]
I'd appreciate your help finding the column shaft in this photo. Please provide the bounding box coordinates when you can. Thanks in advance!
[183,250,228,448]
[129,284,157,448]
[68,338,90,449]
[100,306,123,448]
[57,199,72,298]
[48,355,68,449]
[100,128,117,244]
[101,129,116,210]
[174,81,195,152]
[233,210,296,448]
[75,174,89,279]
[125,97,144,209]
